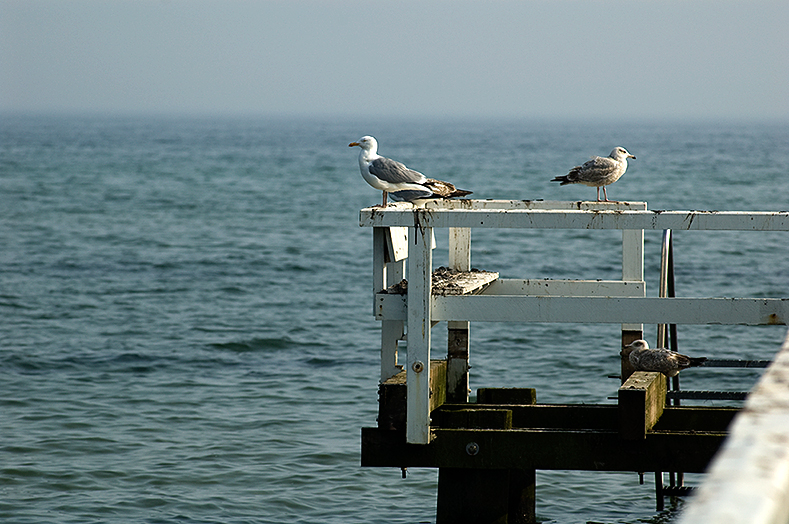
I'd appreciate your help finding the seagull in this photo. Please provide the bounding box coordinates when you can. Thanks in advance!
[551,147,636,202]
[349,136,472,207]
[621,339,707,377]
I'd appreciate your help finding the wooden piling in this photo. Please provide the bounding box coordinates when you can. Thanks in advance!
[618,372,667,440]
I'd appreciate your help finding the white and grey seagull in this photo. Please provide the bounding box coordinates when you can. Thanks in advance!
[621,339,707,377]
[349,136,472,207]
[551,147,635,202]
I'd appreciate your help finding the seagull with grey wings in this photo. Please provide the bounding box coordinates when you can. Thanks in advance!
[621,339,707,377]
[349,135,472,207]
[552,147,635,202]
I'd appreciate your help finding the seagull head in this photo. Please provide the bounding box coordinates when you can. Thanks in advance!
[348,135,378,153]
[611,147,636,161]
[621,339,649,358]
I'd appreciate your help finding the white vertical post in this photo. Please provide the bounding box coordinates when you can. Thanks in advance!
[621,228,645,355]
[447,227,471,403]
[407,222,433,444]
[375,228,406,382]
[449,227,471,271]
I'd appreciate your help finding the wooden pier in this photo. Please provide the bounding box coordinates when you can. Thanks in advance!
[359,200,789,523]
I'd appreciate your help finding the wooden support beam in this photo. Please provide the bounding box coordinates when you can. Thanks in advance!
[434,404,736,433]
[447,325,470,403]
[361,206,789,232]
[433,408,513,430]
[619,371,667,440]
[432,392,535,524]
[361,427,726,473]
[477,388,537,405]
[406,222,433,444]
[437,468,513,524]
[447,226,471,404]
[375,294,789,325]
[377,360,446,431]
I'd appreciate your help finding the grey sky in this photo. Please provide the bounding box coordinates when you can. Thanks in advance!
[2,0,787,120]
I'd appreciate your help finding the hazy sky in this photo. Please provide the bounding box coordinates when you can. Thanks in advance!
[2,0,787,120]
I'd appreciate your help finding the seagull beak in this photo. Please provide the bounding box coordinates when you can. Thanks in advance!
[349,142,360,147]
[629,154,636,159]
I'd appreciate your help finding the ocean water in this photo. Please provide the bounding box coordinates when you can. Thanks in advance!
[1,114,788,523]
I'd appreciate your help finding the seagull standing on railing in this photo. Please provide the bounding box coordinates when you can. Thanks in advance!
[349,136,472,207]
[551,147,635,202]
[621,339,707,377]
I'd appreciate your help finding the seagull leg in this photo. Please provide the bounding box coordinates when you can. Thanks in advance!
[596,187,602,202]
[382,191,388,207]
[602,186,609,202]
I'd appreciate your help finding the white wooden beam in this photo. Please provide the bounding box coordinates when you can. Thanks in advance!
[484,279,644,296]
[376,295,789,325]
[406,223,433,444]
[677,329,789,524]
[362,207,789,231]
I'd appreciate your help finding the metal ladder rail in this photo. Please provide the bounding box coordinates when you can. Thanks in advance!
[653,230,773,508]
[656,229,682,508]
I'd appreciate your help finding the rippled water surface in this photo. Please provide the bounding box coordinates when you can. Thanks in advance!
[2,115,788,523]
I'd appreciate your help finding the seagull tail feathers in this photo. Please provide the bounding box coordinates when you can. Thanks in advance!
[447,189,473,198]
[424,179,472,199]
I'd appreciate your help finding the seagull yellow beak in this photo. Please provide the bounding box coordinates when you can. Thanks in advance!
[349,142,360,147]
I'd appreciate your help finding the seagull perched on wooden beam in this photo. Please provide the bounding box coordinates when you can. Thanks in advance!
[551,147,635,202]
[621,339,707,377]
[349,136,472,207]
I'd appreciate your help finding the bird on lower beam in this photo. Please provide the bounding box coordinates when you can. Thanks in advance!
[621,339,707,377]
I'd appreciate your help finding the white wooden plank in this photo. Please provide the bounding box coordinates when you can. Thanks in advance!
[376,295,789,325]
[677,329,789,524]
[434,296,789,325]
[622,228,645,332]
[361,208,789,231]
[406,224,433,444]
[380,320,404,382]
[420,199,648,211]
[431,269,498,296]
[372,228,386,314]
[384,226,409,262]
[447,227,471,402]
[484,279,644,296]
[376,228,406,382]
[448,227,471,271]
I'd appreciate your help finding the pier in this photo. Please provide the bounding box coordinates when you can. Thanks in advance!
[359,200,789,523]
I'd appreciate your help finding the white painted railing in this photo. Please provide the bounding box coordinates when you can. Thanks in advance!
[360,200,789,444]
[677,328,789,524]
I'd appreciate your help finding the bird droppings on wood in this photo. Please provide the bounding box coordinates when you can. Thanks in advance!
[380,267,499,296]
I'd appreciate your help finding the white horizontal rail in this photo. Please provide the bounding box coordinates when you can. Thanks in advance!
[485,278,645,296]
[376,295,789,325]
[677,329,789,524]
[361,208,789,231]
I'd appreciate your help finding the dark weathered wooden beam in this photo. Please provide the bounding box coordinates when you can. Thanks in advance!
[447,325,470,403]
[618,371,667,440]
[377,359,446,431]
[361,427,726,473]
[433,408,513,430]
[477,388,537,405]
[435,404,736,432]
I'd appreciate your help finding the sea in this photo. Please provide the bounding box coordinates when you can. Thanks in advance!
[2,114,789,524]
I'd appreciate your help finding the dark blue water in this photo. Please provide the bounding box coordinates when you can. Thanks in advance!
[2,115,788,523]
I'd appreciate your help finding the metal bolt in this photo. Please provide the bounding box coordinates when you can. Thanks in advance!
[466,442,479,456]
[412,361,424,373]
